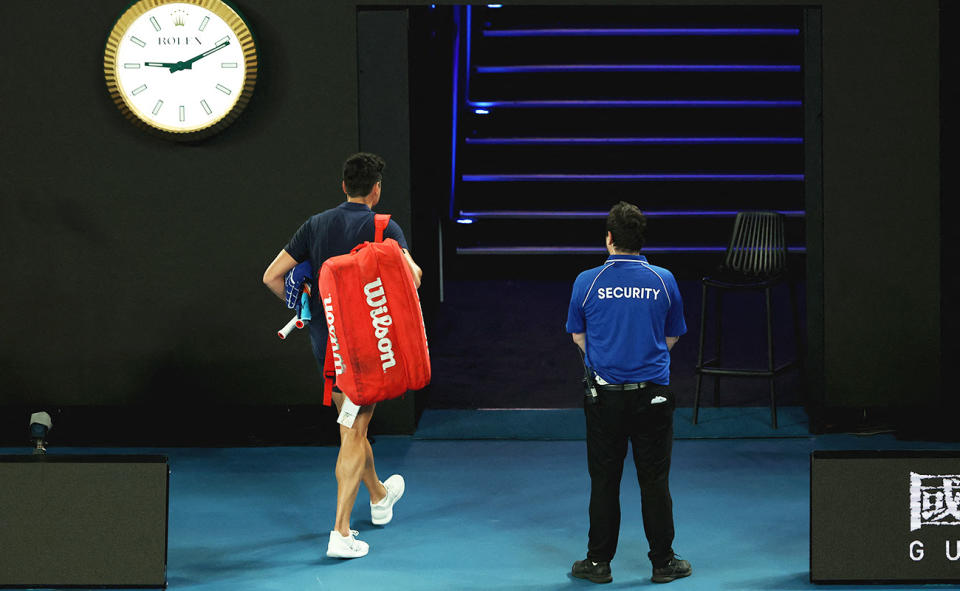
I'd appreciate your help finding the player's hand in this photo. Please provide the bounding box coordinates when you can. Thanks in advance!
[284,261,313,309]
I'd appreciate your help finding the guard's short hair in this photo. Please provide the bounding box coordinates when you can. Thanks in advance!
[606,201,647,252]
[342,152,385,197]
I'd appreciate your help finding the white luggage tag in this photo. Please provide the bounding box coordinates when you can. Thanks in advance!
[337,397,361,428]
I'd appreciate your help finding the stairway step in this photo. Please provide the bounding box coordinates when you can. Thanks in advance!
[472,37,803,67]
[460,143,803,173]
[442,251,808,281]
[450,214,806,250]
[461,107,802,137]
[470,71,801,103]
[473,4,802,28]
[453,180,805,213]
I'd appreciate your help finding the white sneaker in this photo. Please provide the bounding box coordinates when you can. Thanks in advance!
[326,529,369,558]
[370,474,405,525]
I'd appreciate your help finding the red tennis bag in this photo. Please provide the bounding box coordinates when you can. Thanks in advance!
[317,214,430,406]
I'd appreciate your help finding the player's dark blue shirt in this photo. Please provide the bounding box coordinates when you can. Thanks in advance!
[566,255,686,385]
[286,201,406,309]
[284,201,408,365]
[285,201,407,272]
[284,200,408,297]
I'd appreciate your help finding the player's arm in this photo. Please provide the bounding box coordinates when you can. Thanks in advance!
[263,249,299,301]
[666,336,679,351]
[401,248,423,289]
[571,332,586,353]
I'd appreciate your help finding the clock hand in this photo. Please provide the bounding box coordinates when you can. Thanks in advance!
[170,40,231,72]
[145,61,179,68]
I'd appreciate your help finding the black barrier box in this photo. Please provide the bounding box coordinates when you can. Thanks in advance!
[811,450,960,584]
[0,455,168,588]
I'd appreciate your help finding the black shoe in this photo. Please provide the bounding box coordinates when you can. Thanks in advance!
[571,559,612,584]
[651,557,692,583]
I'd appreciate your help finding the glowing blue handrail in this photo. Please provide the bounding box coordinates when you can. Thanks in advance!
[475,64,801,73]
[455,245,807,254]
[467,99,802,108]
[458,210,806,219]
[461,173,804,182]
[464,137,803,145]
[482,27,801,37]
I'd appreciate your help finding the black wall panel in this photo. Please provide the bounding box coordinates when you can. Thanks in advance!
[0,455,168,588]
[940,1,958,413]
[811,451,960,583]
[818,0,940,409]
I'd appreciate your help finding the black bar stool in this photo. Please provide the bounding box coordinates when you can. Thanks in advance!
[693,211,802,429]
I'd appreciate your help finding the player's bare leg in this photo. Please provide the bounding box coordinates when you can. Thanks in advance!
[362,435,387,504]
[332,392,386,536]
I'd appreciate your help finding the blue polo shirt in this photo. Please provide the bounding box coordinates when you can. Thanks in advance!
[284,201,407,283]
[566,255,686,385]
[284,201,408,364]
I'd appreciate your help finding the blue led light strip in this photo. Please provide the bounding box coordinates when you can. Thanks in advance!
[465,6,473,108]
[462,173,805,182]
[449,7,463,219]
[467,99,802,108]
[456,245,807,254]
[458,210,806,219]
[475,64,801,73]
[482,27,801,37]
[464,137,803,145]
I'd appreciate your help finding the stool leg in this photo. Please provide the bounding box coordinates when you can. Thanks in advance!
[713,289,723,406]
[694,283,708,424]
[765,286,777,429]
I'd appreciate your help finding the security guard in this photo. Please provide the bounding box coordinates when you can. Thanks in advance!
[566,201,692,584]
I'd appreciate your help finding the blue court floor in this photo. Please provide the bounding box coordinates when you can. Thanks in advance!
[5,417,959,590]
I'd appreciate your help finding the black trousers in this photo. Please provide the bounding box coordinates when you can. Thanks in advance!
[584,384,675,567]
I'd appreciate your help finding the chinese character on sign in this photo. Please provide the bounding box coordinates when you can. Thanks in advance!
[910,473,960,531]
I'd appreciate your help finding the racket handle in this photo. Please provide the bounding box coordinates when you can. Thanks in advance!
[296,292,312,328]
[278,316,299,340]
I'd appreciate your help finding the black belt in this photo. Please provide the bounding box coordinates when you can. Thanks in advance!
[596,382,648,391]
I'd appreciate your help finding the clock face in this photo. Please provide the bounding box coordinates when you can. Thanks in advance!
[104,0,257,139]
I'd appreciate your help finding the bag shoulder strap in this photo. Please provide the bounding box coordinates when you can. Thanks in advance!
[323,339,336,406]
[374,214,391,243]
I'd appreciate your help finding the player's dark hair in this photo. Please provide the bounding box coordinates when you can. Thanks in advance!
[606,201,647,253]
[342,152,385,197]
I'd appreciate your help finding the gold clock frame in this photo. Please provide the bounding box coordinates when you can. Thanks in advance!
[104,0,258,141]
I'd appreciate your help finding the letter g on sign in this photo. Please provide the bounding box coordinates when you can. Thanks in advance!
[910,541,924,561]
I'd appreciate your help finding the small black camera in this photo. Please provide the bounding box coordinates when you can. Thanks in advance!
[29,411,52,455]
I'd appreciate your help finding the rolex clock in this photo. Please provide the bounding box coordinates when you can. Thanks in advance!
[104,0,258,140]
